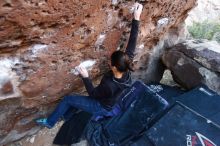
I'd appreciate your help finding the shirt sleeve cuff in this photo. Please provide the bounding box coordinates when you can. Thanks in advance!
[132,19,140,25]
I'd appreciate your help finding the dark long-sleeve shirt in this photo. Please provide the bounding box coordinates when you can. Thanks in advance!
[82,19,140,109]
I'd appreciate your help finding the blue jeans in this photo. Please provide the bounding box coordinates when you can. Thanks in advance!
[47,95,109,127]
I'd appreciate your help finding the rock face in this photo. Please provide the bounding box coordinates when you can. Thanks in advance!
[0,0,196,144]
[185,0,220,26]
[162,40,220,94]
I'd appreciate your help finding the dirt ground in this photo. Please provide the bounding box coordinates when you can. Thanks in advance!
[9,121,87,146]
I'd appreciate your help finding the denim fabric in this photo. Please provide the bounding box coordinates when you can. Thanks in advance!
[47,95,109,127]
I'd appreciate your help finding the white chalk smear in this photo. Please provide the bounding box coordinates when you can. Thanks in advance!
[138,44,145,50]
[71,60,96,75]
[95,34,106,47]
[0,57,21,100]
[0,58,20,68]
[0,58,20,86]
[30,44,48,57]
[112,0,118,5]
[157,18,169,28]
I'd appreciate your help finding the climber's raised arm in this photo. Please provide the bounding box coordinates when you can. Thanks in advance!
[125,3,143,60]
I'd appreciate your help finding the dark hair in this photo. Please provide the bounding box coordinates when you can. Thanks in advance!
[111,51,134,72]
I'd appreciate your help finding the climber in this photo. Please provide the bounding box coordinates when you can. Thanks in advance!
[36,2,143,129]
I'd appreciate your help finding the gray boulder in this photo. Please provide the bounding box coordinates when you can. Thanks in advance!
[162,40,220,94]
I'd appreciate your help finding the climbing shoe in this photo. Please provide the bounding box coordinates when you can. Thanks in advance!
[35,118,53,129]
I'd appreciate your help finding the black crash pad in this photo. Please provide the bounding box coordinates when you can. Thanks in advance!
[146,103,220,146]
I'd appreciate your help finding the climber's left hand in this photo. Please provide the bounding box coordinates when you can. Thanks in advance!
[134,2,143,21]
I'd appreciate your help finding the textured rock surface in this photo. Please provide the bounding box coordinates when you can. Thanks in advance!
[0,0,196,144]
[162,39,220,94]
[185,0,220,26]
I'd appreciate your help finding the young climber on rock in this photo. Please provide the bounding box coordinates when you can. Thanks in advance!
[36,2,143,128]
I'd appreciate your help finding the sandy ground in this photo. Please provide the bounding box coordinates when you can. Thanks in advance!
[9,122,63,146]
[9,121,87,146]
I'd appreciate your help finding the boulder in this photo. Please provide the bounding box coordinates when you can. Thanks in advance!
[0,0,197,144]
[162,40,220,94]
